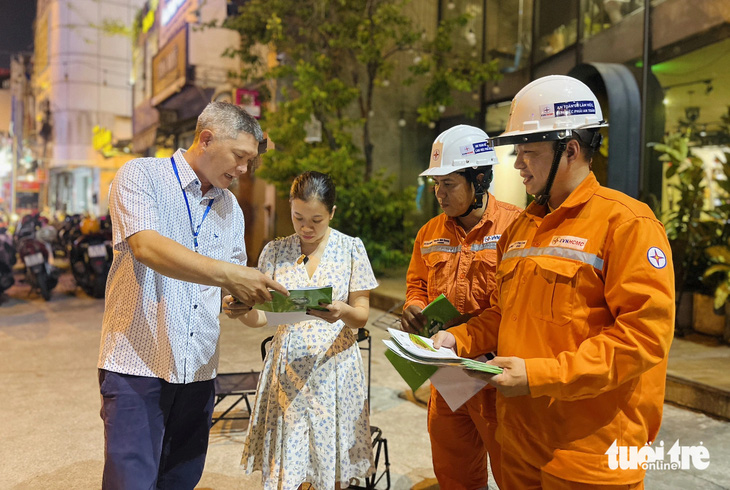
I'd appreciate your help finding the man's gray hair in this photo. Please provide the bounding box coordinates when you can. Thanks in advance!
[195,102,264,142]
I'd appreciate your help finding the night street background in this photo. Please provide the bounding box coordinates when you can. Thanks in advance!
[0,1,36,69]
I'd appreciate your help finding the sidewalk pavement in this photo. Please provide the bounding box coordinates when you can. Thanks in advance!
[0,275,441,490]
[371,275,730,421]
[2,273,730,488]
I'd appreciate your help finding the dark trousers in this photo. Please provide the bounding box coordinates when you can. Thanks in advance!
[98,369,215,490]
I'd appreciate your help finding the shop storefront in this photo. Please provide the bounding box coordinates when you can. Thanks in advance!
[653,36,730,194]
[47,167,96,216]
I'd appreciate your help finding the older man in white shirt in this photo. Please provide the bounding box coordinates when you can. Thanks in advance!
[97,102,287,490]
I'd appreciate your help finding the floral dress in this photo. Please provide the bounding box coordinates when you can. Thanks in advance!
[241,228,378,490]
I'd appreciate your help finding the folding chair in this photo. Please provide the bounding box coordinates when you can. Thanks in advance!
[211,337,273,427]
[351,328,391,490]
[214,329,391,489]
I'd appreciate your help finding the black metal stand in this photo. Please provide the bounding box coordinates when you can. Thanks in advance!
[211,371,259,427]
[211,336,273,427]
[350,328,391,490]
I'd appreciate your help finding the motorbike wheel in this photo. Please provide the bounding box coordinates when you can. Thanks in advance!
[37,269,51,301]
[0,263,13,293]
[72,259,85,283]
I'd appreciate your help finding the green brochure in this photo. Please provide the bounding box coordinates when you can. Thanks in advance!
[420,293,461,337]
[384,349,439,393]
[254,286,333,313]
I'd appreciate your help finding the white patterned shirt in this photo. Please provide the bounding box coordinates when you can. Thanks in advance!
[98,149,247,383]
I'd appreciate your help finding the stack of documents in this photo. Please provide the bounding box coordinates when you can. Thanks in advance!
[384,328,503,411]
[384,293,461,391]
[384,328,503,375]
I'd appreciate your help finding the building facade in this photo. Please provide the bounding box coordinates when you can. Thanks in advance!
[16,0,728,266]
[472,0,730,205]
[0,70,10,213]
[7,56,38,215]
[33,0,146,217]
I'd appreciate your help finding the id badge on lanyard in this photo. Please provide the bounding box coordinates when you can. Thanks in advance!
[171,156,215,291]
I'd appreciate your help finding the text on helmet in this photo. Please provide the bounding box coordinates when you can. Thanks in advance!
[459,141,494,156]
[539,100,596,119]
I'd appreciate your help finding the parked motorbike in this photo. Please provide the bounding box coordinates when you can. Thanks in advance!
[56,214,82,258]
[69,217,112,298]
[17,233,59,301]
[0,226,16,295]
[14,212,41,247]
[14,213,60,301]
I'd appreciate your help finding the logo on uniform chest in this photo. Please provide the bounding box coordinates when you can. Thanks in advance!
[423,238,451,247]
[507,240,527,252]
[483,234,501,244]
[549,235,588,251]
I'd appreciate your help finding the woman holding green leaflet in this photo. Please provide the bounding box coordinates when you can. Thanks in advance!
[223,170,378,490]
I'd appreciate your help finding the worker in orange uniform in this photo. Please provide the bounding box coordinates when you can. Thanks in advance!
[402,124,521,489]
[433,75,675,489]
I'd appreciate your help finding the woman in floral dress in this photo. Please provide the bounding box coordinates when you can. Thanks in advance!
[224,171,377,490]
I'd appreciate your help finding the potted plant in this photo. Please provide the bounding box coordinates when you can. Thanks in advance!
[704,245,730,305]
[701,149,730,341]
[703,243,730,341]
[650,131,719,335]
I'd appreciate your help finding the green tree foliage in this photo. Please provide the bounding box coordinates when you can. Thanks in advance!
[652,133,730,317]
[407,13,500,124]
[223,0,499,272]
[255,93,417,274]
[655,131,707,249]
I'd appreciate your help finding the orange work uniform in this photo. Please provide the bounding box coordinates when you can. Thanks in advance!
[450,173,675,488]
[405,192,521,489]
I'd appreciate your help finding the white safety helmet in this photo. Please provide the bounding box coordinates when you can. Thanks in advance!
[490,75,608,147]
[420,124,499,177]
[490,75,607,206]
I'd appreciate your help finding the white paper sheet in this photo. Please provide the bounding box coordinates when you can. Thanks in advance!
[383,339,411,359]
[430,364,489,411]
[383,339,460,366]
[264,310,312,325]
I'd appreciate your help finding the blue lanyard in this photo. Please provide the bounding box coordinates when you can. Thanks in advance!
[171,156,214,252]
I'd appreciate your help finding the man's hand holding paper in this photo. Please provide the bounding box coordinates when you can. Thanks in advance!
[431,329,457,350]
[226,266,289,307]
[466,356,530,397]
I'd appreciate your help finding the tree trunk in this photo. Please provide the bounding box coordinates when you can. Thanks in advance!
[363,61,377,181]
[363,120,374,181]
